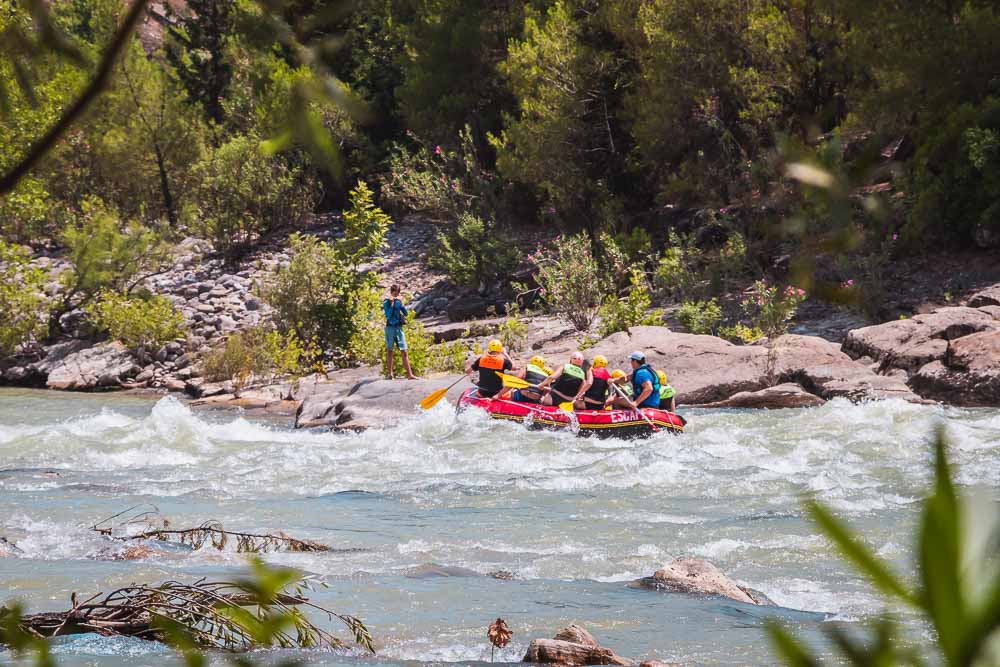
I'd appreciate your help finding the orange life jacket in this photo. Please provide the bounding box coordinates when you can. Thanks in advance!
[478,353,505,370]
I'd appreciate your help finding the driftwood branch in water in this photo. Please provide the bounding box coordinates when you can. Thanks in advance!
[91,507,331,553]
[126,522,330,553]
[3,577,374,653]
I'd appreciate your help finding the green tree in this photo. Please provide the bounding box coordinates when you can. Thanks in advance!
[165,0,235,124]
[429,212,518,289]
[261,181,392,350]
[492,1,628,224]
[57,199,172,328]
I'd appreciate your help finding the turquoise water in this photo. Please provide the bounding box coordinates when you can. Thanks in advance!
[2,388,999,665]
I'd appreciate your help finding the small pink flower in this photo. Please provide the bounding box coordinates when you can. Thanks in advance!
[548,207,556,214]
[797,288,805,297]
[435,145,442,155]
[892,233,898,241]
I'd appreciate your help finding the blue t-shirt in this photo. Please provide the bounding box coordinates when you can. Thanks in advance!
[632,366,661,408]
[383,298,407,326]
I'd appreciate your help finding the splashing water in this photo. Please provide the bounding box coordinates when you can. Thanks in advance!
[1,388,998,665]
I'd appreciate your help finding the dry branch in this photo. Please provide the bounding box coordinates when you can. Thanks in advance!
[91,508,331,553]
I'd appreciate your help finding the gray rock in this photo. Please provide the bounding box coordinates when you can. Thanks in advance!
[216,315,238,332]
[909,330,1000,406]
[697,383,825,409]
[433,297,450,311]
[46,342,139,390]
[245,296,262,311]
[843,307,998,371]
[295,375,466,430]
[970,285,1000,308]
[633,557,770,606]
[174,352,194,369]
[447,295,489,322]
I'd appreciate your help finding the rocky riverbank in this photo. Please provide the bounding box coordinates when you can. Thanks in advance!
[3,216,1000,421]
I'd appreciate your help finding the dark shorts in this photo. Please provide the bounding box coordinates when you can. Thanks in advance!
[512,389,541,404]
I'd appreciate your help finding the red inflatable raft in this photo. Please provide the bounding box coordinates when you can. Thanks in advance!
[457,388,684,439]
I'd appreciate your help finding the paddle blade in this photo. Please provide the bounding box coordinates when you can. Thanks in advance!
[419,388,449,410]
[559,402,574,412]
[499,372,531,389]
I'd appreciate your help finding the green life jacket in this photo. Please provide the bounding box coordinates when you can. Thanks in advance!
[660,384,675,400]
[553,362,585,397]
[525,363,548,385]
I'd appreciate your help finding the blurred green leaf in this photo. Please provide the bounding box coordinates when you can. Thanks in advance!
[807,499,917,607]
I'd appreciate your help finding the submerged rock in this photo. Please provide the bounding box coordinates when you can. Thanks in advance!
[698,382,825,409]
[633,557,774,606]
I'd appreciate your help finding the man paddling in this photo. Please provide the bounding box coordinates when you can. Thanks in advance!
[466,339,514,398]
[608,351,660,410]
[537,351,590,407]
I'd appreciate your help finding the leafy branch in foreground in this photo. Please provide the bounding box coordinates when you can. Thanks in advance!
[768,429,1000,666]
[1,559,374,655]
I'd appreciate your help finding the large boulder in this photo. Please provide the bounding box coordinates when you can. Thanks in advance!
[295,375,467,430]
[909,330,1000,406]
[632,557,772,606]
[969,285,1000,308]
[578,327,921,405]
[843,307,998,371]
[46,342,140,390]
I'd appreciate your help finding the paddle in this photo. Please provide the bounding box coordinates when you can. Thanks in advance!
[610,382,660,433]
[499,373,573,411]
[419,375,467,410]
[499,372,531,389]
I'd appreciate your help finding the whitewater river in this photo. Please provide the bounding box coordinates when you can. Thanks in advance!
[2,388,999,666]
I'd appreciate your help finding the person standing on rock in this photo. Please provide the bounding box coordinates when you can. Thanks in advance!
[467,339,514,398]
[384,284,417,380]
[608,351,660,410]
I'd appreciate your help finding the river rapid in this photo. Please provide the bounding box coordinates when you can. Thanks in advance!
[2,388,1000,666]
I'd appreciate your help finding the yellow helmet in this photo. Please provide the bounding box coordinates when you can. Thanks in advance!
[611,369,626,379]
[657,370,667,384]
[592,354,608,368]
[530,355,546,368]
[487,339,503,353]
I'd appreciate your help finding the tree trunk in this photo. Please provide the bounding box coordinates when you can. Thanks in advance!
[154,142,177,227]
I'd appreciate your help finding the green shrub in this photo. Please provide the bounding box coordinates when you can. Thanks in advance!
[87,291,185,361]
[428,212,519,288]
[599,228,654,286]
[653,231,702,299]
[0,240,49,357]
[741,280,806,339]
[718,323,764,344]
[598,268,661,337]
[709,232,749,288]
[532,233,608,331]
[677,299,721,335]
[0,177,57,242]
[191,134,319,255]
[59,199,172,320]
[201,326,320,391]
[261,182,391,351]
[497,305,529,352]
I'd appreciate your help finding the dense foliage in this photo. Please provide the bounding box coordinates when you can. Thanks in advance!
[4,0,999,250]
